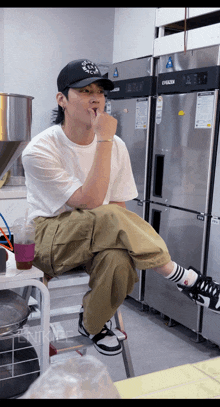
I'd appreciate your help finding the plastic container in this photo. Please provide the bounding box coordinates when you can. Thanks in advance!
[12,217,35,270]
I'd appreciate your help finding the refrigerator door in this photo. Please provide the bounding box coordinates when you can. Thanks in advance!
[144,203,207,331]
[128,268,144,302]
[201,220,220,345]
[151,91,218,213]
[110,97,150,219]
[201,122,220,344]
[126,199,145,219]
[210,122,220,217]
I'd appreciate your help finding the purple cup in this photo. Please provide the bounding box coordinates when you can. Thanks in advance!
[14,243,35,270]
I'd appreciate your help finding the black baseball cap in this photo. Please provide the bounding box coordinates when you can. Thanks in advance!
[57,59,114,92]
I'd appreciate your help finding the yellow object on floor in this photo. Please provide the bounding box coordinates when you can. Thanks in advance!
[115,357,220,398]
[0,171,10,189]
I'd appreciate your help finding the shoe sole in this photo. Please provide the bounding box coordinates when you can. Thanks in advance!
[78,324,90,338]
[78,323,122,356]
[93,342,122,356]
[178,289,220,314]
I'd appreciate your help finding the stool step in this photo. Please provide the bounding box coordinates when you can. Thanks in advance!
[28,304,81,325]
[50,334,93,354]
[50,329,127,355]
[48,272,89,289]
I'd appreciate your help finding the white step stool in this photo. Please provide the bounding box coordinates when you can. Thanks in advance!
[30,269,135,378]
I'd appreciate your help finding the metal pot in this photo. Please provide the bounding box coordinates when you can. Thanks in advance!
[0,335,40,398]
[0,290,31,336]
[0,92,34,179]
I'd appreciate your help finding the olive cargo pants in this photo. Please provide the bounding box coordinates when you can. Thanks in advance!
[33,204,171,334]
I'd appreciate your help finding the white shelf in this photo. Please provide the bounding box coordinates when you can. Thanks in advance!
[0,248,50,374]
[156,8,220,28]
[154,22,220,57]
[0,185,27,199]
[0,248,43,283]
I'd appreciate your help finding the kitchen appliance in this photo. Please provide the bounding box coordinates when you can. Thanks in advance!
[108,57,155,219]
[6,155,26,186]
[0,93,38,398]
[144,45,220,333]
[0,92,33,255]
[107,57,156,301]
[201,128,220,346]
[0,93,34,180]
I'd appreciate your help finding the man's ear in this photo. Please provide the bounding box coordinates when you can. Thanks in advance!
[56,92,66,109]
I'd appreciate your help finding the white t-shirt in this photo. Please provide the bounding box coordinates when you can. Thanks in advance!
[22,124,138,220]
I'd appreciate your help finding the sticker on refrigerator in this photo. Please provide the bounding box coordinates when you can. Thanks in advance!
[166,57,173,69]
[195,91,215,129]
[197,214,204,221]
[211,217,220,225]
[113,68,118,78]
[106,100,111,115]
[135,99,148,129]
[156,96,163,125]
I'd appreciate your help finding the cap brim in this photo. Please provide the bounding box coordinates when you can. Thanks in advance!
[68,77,114,91]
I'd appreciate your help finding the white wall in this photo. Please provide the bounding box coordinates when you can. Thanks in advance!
[113,8,156,63]
[2,7,115,137]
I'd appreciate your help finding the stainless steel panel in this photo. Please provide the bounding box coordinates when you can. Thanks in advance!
[201,221,220,345]
[201,117,220,344]
[108,56,153,81]
[157,45,220,74]
[151,91,218,213]
[111,98,149,203]
[0,93,34,178]
[0,141,28,179]
[126,199,145,220]
[210,126,220,216]
[128,268,142,301]
[144,203,206,331]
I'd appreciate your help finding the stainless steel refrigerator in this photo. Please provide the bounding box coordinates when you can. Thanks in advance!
[107,56,156,301]
[201,128,220,345]
[144,46,220,332]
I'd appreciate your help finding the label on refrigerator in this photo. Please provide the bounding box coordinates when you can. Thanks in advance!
[195,91,215,129]
[156,96,163,125]
[211,217,220,225]
[197,214,204,221]
[135,99,148,129]
[105,100,111,115]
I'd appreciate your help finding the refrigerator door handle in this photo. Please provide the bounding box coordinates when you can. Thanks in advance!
[153,154,164,198]
[151,208,161,234]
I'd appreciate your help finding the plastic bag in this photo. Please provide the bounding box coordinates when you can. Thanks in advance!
[21,355,121,399]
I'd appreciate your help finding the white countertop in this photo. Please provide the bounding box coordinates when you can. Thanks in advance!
[0,185,27,199]
[0,248,43,284]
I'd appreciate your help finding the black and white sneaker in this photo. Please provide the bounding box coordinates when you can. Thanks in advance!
[78,307,122,356]
[177,267,220,313]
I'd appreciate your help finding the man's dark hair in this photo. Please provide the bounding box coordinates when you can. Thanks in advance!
[51,88,69,125]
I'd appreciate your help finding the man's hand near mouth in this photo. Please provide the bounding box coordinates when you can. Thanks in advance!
[88,108,117,142]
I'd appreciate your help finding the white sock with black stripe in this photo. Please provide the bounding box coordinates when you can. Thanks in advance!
[166,262,198,287]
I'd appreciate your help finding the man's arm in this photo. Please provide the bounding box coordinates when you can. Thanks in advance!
[66,109,117,210]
